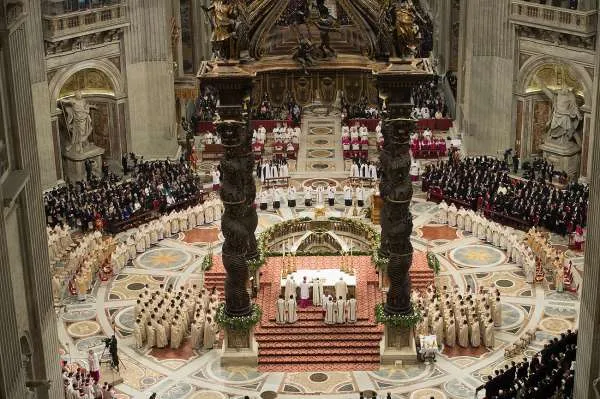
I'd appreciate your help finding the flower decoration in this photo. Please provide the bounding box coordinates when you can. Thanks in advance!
[215,303,262,331]
[374,303,422,328]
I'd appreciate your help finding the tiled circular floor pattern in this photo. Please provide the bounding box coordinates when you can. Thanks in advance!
[56,198,582,399]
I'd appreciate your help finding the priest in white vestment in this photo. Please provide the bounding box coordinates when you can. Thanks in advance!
[312,277,324,306]
[324,297,336,324]
[336,297,346,324]
[334,277,348,301]
[275,295,286,324]
[286,295,298,323]
[347,296,357,323]
[284,276,297,300]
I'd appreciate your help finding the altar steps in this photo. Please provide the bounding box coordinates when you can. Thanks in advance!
[202,266,226,300]
[255,304,382,372]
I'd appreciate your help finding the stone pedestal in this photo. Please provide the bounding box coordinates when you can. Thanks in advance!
[539,141,581,181]
[380,324,418,365]
[220,327,258,367]
[62,145,105,182]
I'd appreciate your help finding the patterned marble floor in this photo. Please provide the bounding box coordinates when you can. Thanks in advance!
[56,193,582,399]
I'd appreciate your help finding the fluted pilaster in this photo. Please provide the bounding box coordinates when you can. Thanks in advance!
[4,24,63,399]
[574,11,600,396]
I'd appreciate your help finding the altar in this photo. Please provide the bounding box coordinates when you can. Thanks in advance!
[281,268,356,298]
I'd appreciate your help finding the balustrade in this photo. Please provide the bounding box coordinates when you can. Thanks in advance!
[510,0,597,36]
[43,0,128,41]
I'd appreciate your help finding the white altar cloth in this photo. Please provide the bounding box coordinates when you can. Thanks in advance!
[280,269,356,287]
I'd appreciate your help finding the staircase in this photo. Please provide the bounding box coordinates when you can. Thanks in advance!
[203,255,226,300]
[254,278,383,372]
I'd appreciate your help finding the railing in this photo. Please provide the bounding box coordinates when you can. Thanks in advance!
[43,1,128,41]
[510,0,597,36]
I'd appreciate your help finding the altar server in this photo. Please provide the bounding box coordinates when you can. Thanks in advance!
[275,295,286,324]
[343,185,353,207]
[299,276,311,308]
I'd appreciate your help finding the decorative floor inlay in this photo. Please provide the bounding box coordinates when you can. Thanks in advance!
[449,244,506,268]
[57,193,581,399]
[135,248,193,271]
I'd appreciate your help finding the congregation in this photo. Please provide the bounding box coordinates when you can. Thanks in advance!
[132,284,221,351]
[476,330,577,399]
[422,156,589,235]
[62,357,117,399]
[43,159,203,232]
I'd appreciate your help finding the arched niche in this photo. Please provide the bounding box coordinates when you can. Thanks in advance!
[48,61,129,165]
[513,57,592,171]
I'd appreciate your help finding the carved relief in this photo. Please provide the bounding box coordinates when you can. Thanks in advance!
[319,76,337,105]
[59,68,114,98]
[44,28,124,56]
[266,75,286,105]
[532,100,551,154]
[5,1,24,26]
[343,76,362,104]
[294,77,312,105]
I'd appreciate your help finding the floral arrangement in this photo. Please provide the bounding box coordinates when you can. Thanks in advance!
[374,303,422,328]
[215,303,262,331]
[426,251,440,275]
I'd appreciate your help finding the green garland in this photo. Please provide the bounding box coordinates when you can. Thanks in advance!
[374,303,422,328]
[426,252,440,275]
[247,216,386,273]
[215,303,262,331]
[201,254,213,271]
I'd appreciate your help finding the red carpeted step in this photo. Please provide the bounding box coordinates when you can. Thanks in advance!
[255,325,380,334]
[259,347,379,356]
[258,354,380,364]
[258,362,380,372]
[254,332,383,341]
[259,340,380,349]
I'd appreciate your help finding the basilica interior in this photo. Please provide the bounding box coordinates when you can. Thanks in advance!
[1,1,599,399]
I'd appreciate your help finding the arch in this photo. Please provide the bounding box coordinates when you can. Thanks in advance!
[516,55,593,106]
[48,59,125,111]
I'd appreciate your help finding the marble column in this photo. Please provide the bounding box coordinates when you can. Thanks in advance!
[457,0,514,155]
[574,10,600,395]
[124,0,178,157]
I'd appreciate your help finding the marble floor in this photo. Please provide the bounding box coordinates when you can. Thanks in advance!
[56,182,583,399]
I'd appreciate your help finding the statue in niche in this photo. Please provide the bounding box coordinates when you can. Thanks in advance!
[533,75,582,147]
[60,90,97,154]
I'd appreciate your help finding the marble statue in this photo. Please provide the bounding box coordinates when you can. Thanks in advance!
[534,75,582,147]
[60,90,96,154]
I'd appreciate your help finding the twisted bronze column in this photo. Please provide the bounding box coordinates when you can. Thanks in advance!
[378,118,414,315]
[217,120,256,317]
